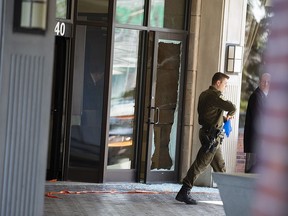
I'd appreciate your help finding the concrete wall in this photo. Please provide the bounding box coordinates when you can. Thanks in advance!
[0,1,55,215]
[181,0,247,186]
[180,0,201,182]
[220,0,247,175]
[193,0,225,186]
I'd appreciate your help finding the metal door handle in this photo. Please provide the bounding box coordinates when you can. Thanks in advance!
[150,106,160,125]
[154,107,160,124]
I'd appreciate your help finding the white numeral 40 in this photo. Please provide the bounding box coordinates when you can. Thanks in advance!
[54,22,66,36]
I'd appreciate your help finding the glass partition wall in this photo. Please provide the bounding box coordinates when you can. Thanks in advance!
[107,29,141,169]
[67,25,108,181]
[65,0,110,182]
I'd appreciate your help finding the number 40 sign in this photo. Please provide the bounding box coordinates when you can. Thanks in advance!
[54,21,72,37]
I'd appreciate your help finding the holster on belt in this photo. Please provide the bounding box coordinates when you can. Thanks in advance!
[200,127,223,153]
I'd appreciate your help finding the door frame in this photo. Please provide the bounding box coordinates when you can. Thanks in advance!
[145,31,187,183]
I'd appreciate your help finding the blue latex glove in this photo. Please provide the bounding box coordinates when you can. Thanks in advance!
[223,119,232,137]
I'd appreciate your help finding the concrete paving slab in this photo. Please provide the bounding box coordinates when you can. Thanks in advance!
[44,182,225,216]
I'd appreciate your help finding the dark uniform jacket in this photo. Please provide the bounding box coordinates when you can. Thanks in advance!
[198,86,236,130]
[244,87,266,153]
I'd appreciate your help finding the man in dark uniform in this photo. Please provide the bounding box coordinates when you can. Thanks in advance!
[244,73,271,173]
[175,72,236,204]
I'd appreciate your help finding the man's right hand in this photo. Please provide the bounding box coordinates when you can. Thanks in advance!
[226,115,234,120]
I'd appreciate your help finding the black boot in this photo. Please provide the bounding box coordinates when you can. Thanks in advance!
[175,186,197,205]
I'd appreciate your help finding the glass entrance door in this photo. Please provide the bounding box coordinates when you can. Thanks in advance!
[145,32,186,182]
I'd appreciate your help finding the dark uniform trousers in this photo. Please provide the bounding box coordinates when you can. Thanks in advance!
[182,129,226,189]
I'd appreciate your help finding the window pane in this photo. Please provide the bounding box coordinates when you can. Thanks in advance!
[150,0,186,29]
[20,2,31,27]
[69,26,107,168]
[115,0,145,26]
[77,0,109,21]
[31,3,47,29]
[108,28,140,169]
[56,0,67,19]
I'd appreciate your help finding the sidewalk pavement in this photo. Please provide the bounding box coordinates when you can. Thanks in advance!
[44,182,225,216]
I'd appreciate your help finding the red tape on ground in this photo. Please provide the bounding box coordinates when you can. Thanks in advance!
[45,190,175,199]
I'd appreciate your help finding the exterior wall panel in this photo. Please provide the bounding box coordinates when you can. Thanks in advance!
[221,0,247,175]
[0,0,55,215]
[1,54,44,216]
[222,81,241,173]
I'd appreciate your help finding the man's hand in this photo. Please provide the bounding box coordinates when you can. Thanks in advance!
[226,115,234,120]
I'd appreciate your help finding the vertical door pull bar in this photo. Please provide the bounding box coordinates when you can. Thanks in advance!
[149,106,160,124]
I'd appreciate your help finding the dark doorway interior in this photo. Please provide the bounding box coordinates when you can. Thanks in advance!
[46,36,68,180]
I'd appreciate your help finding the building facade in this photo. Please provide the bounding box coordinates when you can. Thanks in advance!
[46,0,248,185]
[0,0,251,215]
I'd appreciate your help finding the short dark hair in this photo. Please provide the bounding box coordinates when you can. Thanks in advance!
[212,72,230,85]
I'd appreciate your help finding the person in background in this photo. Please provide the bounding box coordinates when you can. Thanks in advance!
[175,72,236,205]
[252,0,288,215]
[243,72,271,173]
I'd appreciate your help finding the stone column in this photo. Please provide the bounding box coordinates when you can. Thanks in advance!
[0,1,55,215]
[180,0,202,180]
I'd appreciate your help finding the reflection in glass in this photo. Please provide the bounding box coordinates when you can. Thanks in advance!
[115,0,145,25]
[56,0,67,19]
[150,0,186,29]
[151,39,182,171]
[108,28,140,169]
[77,0,109,21]
[69,26,107,168]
